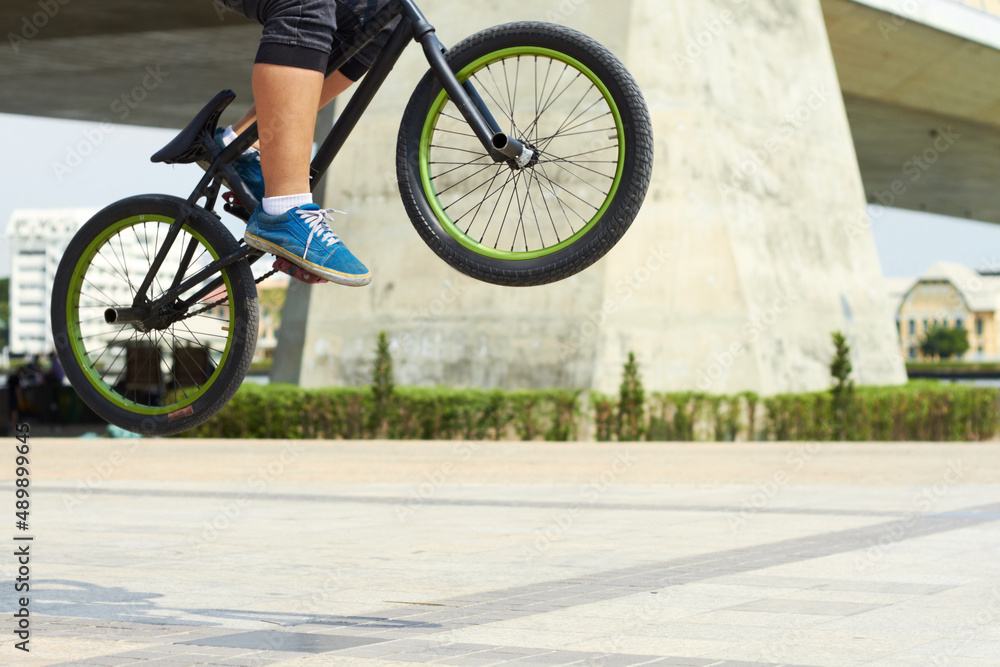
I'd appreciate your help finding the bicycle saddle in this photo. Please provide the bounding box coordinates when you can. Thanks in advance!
[151,90,236,165]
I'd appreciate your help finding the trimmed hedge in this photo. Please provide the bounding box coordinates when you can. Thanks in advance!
[189,384,581,441]
[188,381,999,442]
[595,382,998,442]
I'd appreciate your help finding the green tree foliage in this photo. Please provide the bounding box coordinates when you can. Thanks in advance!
[371,331,395,437]
[830,331,855,440]
[920,325,970,360]
[617,351,646,441]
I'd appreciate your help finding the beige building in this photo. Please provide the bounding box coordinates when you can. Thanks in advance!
[895,262,1000,361]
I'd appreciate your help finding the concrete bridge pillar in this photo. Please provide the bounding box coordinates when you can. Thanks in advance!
[281,0,906,394]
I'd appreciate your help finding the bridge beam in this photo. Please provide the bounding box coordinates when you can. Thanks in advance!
[822,0,1000,224]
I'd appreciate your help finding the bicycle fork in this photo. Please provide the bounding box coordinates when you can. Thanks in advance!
[403,0,535,167]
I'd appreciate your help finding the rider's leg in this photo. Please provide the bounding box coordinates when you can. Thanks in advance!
[217,0,380,285]
[253,63,324,199]
[230,71,355,136]
[245,58,371,285]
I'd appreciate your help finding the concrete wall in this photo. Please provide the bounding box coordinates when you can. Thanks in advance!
[284,0,906,394]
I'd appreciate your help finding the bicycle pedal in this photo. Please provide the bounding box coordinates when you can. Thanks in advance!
[222,192,251,221]
[272,258,330,285]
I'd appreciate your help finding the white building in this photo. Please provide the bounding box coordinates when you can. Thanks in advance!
[6,208,274,374]
[5,209,96,356]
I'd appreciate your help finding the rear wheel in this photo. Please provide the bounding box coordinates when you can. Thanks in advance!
[51,195,258,436]
[398,22,654,286]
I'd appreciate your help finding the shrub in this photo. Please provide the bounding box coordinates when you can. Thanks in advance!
[190,385,582,441]
[371,331,394,437]
[617,352,645,441]
[188,381,999,443]
[830,331,854,440]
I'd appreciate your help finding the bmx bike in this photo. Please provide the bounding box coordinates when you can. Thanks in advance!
[50,0,654,436]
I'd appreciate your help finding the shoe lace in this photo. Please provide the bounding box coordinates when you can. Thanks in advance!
[301,208,346,248]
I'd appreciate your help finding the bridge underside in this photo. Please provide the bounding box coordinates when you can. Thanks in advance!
[0,1,256,129]
[3,0,999,226]
[821,0,1000,224]
[845,93,1000,224]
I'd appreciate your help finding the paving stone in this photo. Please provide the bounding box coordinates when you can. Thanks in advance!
[724,599,884,617]
[21,441,1000,667]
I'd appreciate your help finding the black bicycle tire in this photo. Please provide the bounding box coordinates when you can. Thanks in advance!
[397,21,654,287]
[50,194,258,436]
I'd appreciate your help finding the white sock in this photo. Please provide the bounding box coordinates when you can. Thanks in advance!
[221,125,239,146]
[222,125,259,155]
[263,193,312,216]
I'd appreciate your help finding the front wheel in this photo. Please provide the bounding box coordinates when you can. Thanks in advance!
[397,22,654,287]
[51,195,258,436]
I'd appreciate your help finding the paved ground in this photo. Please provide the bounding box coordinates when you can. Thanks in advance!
[2,439,999,666]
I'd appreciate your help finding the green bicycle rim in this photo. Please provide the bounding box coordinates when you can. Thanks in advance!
[66,214,235,416]
[419,46,626,261]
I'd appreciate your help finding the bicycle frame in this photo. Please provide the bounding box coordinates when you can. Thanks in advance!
[121,0,527,328]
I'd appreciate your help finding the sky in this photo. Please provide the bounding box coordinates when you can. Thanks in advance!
[0,113,244,278]
[2,112,1000,281]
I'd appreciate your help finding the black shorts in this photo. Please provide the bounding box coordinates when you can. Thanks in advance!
[221,0,400,80]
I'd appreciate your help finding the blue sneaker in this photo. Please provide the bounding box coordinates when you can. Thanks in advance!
[245,204,371,286]
[213,128,265,205]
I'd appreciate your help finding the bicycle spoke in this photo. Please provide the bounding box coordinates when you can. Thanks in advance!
[433,127,479,139]
[528,167,564,242]
[68,216,234,412]
[538,148,617,181]
[431,144,489,157]
[547,159,614,195]
[536,161,590,224]
[532,166,600,211]
[443,170,505,213]
[478,169,521,244]
[536,86,595,154]
[435,163,500,197]
[425,51,622,255]
[542,145,619,162]
[522,166,547,249]
[457,164,508,235]
[492,169,526,249]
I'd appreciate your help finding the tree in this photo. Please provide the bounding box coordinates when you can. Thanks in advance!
[830,331,854,440]
[371,331,394,437]
[617,351,645,441]
[919,326,970,360]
